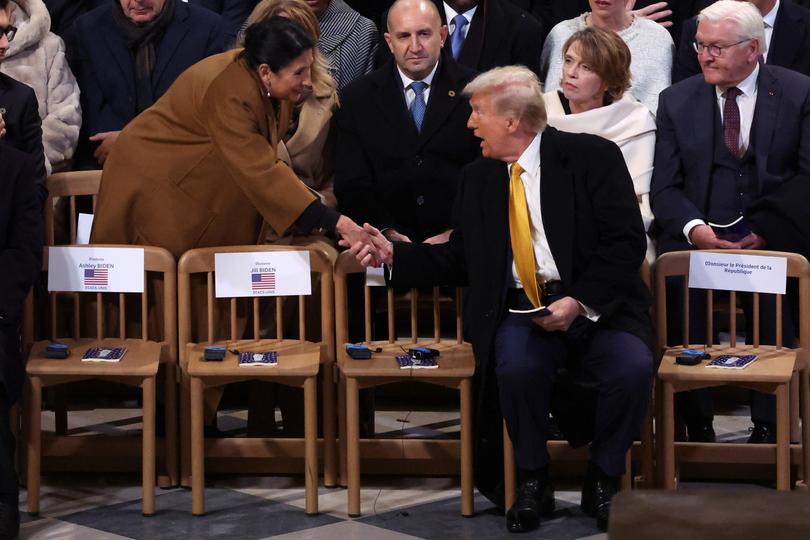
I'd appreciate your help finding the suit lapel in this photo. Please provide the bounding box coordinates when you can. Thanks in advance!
[373,62,420,144]
[100,15,135,97]
[482,159,510,284]
[753,65,780,192]
[691,82,716,211]
[458,0,487,69]
[418,57,464,146]
[153,6,191,87]
[538,129,574,282]
[768,3,803,69]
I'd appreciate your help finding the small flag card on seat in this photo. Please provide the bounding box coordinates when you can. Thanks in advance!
[82,347,127,362]
[706,354,758,369]
[238,352,278,367]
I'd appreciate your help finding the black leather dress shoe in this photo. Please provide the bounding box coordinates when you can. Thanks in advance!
[748,422,776,444]
[581,462,619,532]
[686,420,716,443]
[506,478,555,533]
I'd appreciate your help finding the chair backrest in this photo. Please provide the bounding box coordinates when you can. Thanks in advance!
[41,244,177,363]
[45,170,102,246]
[333,251,465,347]
[176,244,335,366]
[653,249,810,355]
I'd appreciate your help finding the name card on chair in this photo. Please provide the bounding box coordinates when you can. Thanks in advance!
[48,246,145,293]
[214,251,312,298]
[688,252,787,295]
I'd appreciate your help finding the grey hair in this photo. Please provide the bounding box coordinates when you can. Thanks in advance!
[462,65,547,133]
[698,0,767,55]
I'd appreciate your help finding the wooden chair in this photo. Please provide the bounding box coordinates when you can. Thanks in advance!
[178,245,335,516]
[21,171,180,488]
[654,250,810,491]
[334,252,475,517]
[25,245,175,516]
[502,262,654,510]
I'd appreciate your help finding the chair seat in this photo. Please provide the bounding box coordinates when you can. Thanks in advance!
[658,345,796,385]
[186,339,321,378]
[338,340,475,379]
[27,338,160,377]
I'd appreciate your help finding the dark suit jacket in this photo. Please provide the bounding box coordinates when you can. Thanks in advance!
[67,1,227,168]
[651,64,810,253]
[333,56,480,241]
[0,145,42,404]
[0,73,48,204]
[674,0,810,82]
[190,0,257,43]
[42,0,105,37]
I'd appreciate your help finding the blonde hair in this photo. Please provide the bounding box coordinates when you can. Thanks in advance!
[463,66,547,133]
[241,0,336,93]
[698,0,767,55]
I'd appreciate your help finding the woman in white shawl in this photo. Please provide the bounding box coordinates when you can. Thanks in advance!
[543,26,657,262]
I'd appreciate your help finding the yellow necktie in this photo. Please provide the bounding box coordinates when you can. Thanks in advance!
[508,162,542,308]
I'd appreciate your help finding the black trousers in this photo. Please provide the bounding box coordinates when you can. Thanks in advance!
[0,390,16,506]
[494,305,652,477]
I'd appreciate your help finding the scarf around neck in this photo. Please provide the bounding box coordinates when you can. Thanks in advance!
[111,0,177,113]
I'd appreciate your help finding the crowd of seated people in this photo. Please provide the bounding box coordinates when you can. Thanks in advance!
[3,0,810,537]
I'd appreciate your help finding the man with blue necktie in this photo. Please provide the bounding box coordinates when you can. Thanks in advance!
[334,0,479,244]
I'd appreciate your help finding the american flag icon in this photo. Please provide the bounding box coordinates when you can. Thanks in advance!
[251,272,276,292]
[84,268,108,286]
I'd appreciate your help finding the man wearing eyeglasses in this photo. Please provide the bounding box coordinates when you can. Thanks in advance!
[0,0,47,204]
[651,0,810,444]
[673,0,810,82]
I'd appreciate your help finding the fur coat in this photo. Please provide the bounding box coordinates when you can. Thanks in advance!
[0,0,81,172]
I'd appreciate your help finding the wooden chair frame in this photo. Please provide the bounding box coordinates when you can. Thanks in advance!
[654,250,810,491]
[334,252,475,517]
[24,245,176,516]
[178,245,336,516]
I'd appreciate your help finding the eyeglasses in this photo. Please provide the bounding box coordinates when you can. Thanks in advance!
[0,25,17,42]
[692,38,752,57]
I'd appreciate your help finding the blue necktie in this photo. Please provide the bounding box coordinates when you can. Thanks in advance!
[450,14,468,60]
[409,81,427,132]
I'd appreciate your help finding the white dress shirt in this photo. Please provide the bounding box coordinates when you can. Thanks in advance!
[762,0,779,62]
[683,64,760,243]
[397,62,439,109]
[444,2,477,40]
[508,132,598,320]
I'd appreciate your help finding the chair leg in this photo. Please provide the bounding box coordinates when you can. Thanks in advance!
[164,364,179,487]
[661,381,676,490]
[801,368,810,489]
[776,384,791,491]
[26,376,42,515]
[190,377,205,516]
[346,376,360,517]
[142,376,156,516]
[621,449,633,491]
[338,374,348,489]
[503,420,515,514]
[180,369,191,488]
[322,364,337,488]
[304,376,319,515]
[460,378,473,517]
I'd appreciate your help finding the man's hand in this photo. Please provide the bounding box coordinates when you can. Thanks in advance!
[0,111,5,138]
[532,296,582,332]
[689,224,741,250]
[423,229,452,245]
[627,0,673,28]
[336,215,382,266]
[89,130,121,165]
[738,232,766,250]
[383,229,412,243]
[340,223,394,267]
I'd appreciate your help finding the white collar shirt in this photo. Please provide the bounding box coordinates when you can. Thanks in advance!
[762,0,779,62]
[397,62,439,109]
[715,62,759,154]
[444,2,477,40]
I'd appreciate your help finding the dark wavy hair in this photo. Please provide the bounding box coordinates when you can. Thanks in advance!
[0,0,9,11]
[242,16,314,72]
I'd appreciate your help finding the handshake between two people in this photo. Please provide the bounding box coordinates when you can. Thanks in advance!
[335,217,393,268]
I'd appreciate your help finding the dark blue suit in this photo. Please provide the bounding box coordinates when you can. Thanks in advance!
[189,0,257,43]
[67,1,227,168]
[651,64,810,425]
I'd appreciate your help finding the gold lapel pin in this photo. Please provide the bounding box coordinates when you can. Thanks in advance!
[448,90,456,97]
